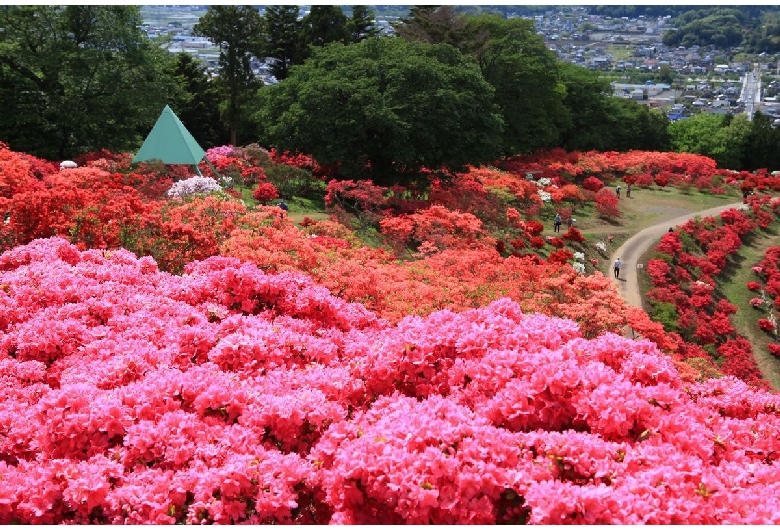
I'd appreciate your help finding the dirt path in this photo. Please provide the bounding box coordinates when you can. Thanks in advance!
[608,201,746,310]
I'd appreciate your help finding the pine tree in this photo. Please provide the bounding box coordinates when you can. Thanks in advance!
[346,5,380,43]
[193,5,265,146]
[301,6,349,49]
[262,5,302,81]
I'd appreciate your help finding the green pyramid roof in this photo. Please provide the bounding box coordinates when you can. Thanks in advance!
[132,105,206,165]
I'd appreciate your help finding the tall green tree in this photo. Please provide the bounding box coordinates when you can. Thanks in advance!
[193,5,264,146]
[601,98,671,152]
[668,112,750,169]
[396,9,568,155]
[301,6,349,49]
[393,5,470,45]
[261,5,302,81]
[0,5,181,159]
[346,6,380,43]
[744,112,780,171]
[462,15,568,155]
[167,53,229,148]
[254,38,503,185]
[557,63,615,151]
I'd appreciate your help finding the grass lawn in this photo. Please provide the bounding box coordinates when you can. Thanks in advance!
[576,186,742,240]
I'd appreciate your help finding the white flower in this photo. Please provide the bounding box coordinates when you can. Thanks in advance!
[166,176,222,199]
[596,242,607,253]
[538,190,552,203]
[574,252,585,262]
[536,177,552,187]
[572,262,586,274]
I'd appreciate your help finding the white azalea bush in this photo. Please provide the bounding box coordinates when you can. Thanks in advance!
[167,176,223,200]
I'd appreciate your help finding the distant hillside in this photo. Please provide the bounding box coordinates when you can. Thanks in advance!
[588,5,780,53]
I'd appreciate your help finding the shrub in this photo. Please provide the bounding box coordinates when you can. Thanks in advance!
[581,176,604,192]
[252,182,280,204]
[594,188,621,219]
[266,164,315,198]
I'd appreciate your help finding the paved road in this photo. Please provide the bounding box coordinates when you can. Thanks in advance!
[608,201,746,310]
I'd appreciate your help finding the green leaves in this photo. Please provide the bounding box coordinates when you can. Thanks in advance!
[256,38,503,185]
[0,6,180,159]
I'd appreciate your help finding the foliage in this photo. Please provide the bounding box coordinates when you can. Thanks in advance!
[193,5,265,146]
[264,164,315,199]
[300,6,349,50]
[661,8,753,49]
[0,6,182,159]
[346,5,380,43]
[255,38,503,185]
[462,15,568,155]
[167,53,229,149]
[260,5,303,81]
[594,188,621,219]
[558,64,671,153]
[5,239,780,523]
[668,113,752,170]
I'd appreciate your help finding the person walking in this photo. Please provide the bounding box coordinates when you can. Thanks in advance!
[615,185,621,198]
[554,213,562,233]
[567,217,574,229]
[614,257,622,279]
[626,183,632,198]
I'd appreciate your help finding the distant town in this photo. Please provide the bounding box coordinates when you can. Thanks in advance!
[140,5,780,125]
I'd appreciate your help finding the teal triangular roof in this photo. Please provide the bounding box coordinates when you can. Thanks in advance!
[132,105,206,165]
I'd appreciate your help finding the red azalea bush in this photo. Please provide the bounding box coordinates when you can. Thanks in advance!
[379,205,494,256]
[646,206,780,387]
[545,236,565,249]
[251,182,280,204]
[581,176,604,192]
[3,239,780,524]
[594,188,621,219]
[562,226,587,244]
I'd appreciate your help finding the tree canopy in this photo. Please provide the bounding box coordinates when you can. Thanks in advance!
[261,6,303,81]
[668,113,751,170]
[0,5,180,160]
[254,38,504,185]
[462,15,568,155]
[193,5,265,146]
[167,53,229,149]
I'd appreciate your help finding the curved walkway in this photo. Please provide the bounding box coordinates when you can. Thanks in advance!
[608,201,746,310]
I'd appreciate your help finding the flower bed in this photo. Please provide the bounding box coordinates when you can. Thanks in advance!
[645,202,780,387]
[2,239,780,523]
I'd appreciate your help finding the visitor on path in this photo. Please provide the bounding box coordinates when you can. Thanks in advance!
[554,213,562,232]
[614,257,622,279]
[615,185,621,198]
[626,184,632,198]
[277,199,289,212]
[567,217,574,229]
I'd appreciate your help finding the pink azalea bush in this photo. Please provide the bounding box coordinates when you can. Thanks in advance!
[2,238,780,523]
